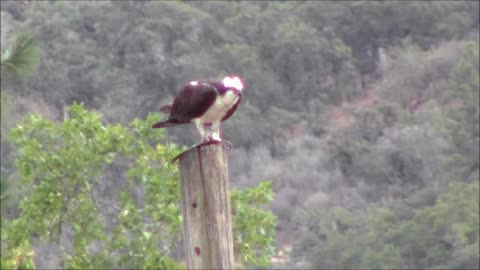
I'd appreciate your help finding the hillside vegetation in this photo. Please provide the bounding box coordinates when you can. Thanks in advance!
[1,1,479,269]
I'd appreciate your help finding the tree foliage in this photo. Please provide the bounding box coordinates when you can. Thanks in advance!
[298,181,479,269]
[1,1,479,269]
[1,32,41,79]
[1,104,276,269]
[1,31,41,129]
[231,181,276,268]
[442,41,480,179]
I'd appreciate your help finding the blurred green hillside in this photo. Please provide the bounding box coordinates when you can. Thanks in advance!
[1,1,478,269]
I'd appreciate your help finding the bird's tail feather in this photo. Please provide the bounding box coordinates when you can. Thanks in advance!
[152,119,184,129]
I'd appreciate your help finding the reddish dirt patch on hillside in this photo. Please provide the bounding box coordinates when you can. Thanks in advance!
[328,89,378,130]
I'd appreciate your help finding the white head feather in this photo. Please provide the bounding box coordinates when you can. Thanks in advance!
[222,76,243,91]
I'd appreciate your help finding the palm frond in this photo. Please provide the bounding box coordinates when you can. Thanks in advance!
[1,32,41,78]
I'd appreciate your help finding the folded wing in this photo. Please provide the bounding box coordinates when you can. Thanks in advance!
[169,83,218,122]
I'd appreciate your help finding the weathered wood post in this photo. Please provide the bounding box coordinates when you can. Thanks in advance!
[177,142,234,269]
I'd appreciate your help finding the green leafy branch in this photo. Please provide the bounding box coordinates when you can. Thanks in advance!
[1,32,41,79]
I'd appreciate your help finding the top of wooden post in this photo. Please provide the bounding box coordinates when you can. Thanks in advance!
[177,142,234,270]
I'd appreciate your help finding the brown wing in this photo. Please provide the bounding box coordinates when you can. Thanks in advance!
[169,83,218,122]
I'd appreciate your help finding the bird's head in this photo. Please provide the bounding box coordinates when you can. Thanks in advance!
[221,75,244,96]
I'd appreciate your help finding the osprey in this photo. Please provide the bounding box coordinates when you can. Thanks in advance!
[152,75,244,143]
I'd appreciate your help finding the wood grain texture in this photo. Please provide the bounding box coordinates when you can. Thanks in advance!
[179,142,234,269]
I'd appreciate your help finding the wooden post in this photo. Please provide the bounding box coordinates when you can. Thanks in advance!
[178,142,234,269]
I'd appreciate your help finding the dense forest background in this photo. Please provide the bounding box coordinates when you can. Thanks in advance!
[1,1,479,269]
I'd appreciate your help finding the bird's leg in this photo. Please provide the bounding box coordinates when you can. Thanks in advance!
[208,121,222,142]
[189,121,231,150]
[190,120,207,148]
[189,120,213,148]
[203,123,216,142]
[210,122,232,150]
[193,119,206,141]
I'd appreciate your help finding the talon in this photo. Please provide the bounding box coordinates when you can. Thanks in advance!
[221,140,232,151]
[193,140,217,149]
[192,142,208,149]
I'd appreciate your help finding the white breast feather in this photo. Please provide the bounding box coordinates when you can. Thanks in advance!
[200,91,238,123]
